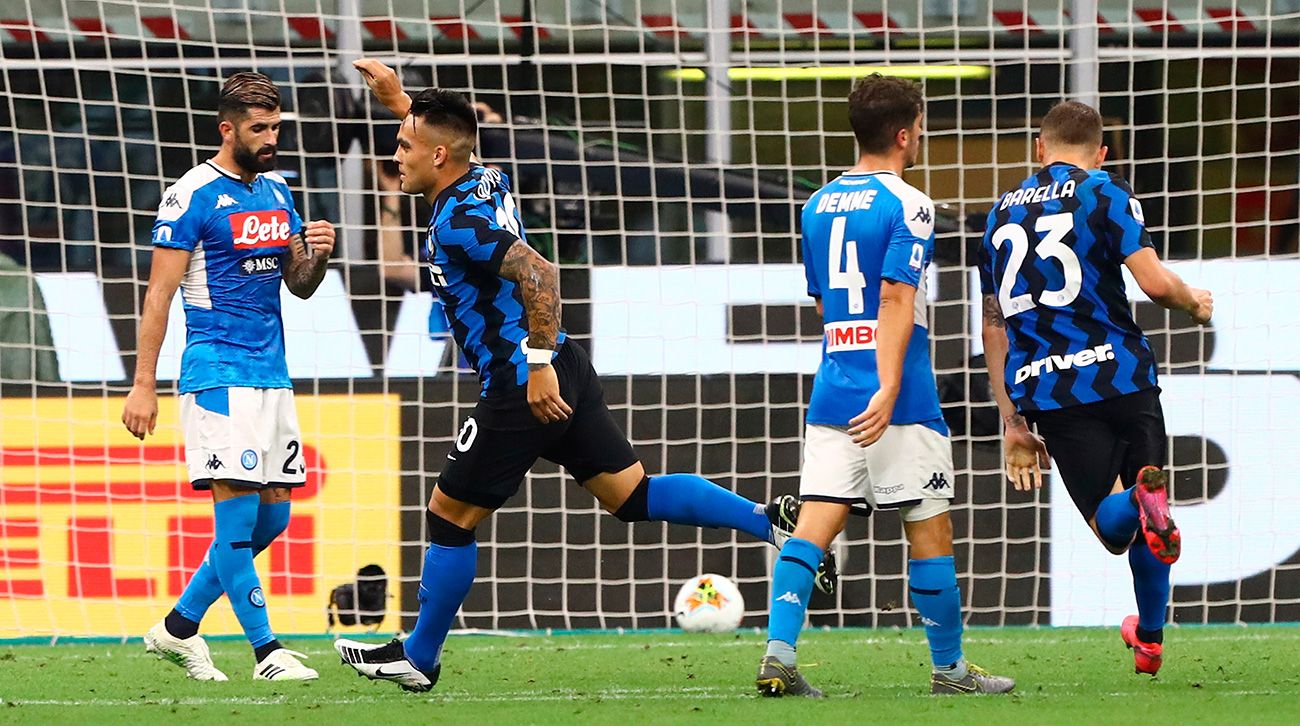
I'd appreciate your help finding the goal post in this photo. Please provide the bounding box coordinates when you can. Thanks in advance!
[0,1,1297,640]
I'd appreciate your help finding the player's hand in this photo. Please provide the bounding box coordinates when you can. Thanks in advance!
[1004,426,1050,492]
[527,364,572,424]
[353,59,410,117]
[848,388,897,447]
[122,384,159,441]
[303,220,335,258]
[1188,287,1213,325]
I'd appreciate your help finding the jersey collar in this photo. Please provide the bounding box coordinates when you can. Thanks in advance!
[841,169,897,177]
[205,159,257,188]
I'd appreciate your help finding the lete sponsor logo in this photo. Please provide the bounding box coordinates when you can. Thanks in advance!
[230,210,292,248]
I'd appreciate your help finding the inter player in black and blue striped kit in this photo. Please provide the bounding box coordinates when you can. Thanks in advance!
[980,102,1213,675]
[334,60,833,692]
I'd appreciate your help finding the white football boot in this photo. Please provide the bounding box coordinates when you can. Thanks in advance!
[144,620,229,681]
[335,638,439,693]
[253,648,319,681]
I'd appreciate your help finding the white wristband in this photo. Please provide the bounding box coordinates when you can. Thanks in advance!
[526,347,554,366]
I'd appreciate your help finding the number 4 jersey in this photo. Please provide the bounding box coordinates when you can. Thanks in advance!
[801,170,946,433]
[979,162,1157,412]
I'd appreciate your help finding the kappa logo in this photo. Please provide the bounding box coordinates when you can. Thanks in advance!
[205,453,223,471]
[775,591,802,607]
[239,255,281,276]
[924,473,950,491]
[911,207,932,224]
[215,194,237,209]
[161,192,181,209]
[919,615,940,627]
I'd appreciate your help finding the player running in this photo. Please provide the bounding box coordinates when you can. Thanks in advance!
[333,60,834,693]
[122,73,335,682]
[979,101,1213,675]
[756,75,1015,699]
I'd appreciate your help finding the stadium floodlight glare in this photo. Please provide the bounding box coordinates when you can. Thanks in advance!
[665,65,992,82]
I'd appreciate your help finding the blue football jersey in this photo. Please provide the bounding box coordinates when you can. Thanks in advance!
[979,162,1158,412]
[425,164,565,395]
[801,171,946,434]
[151,161,303,393]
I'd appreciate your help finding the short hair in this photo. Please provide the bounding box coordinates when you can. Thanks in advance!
[218,72,280,120]
[408,87,478,157]
[847,74,924,155]
[1040,101,1104,148]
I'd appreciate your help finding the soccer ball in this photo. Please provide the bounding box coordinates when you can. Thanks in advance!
[673,573,745,633]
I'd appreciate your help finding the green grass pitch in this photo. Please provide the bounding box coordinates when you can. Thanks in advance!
[2,627,1298,724]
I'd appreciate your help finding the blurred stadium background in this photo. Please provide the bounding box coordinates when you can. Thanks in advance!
[0,0,1297,642]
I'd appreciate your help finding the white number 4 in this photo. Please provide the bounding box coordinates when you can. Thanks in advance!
[991,212,1081,317]
[828,217,865,314]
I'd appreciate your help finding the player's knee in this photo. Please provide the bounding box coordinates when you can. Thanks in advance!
[611,476,651,523]
[426,508,476,547]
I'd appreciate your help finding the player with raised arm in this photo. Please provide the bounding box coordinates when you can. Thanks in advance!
[979,101,1213,675]
[755,75,1015,699]
[122,73,335,682]
[333,60,835,693]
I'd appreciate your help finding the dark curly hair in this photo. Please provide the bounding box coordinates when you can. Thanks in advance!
[218,72,280,120]
[847,74,924,155]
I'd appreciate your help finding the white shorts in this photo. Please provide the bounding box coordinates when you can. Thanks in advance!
[799,423,954,522]
[180,387,306,490]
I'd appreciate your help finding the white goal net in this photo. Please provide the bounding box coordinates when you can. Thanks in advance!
[0,0,1297,640]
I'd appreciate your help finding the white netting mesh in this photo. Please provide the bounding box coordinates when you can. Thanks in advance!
[0,1,1297,639]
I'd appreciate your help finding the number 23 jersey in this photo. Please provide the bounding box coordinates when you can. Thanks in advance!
[801,170,945,433]
[979,162,1157,413]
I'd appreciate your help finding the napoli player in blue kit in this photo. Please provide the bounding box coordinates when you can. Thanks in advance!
[756,75,1014,698]
[980,102,1212,675]
[122,73,334,681]
[333,60,835,692]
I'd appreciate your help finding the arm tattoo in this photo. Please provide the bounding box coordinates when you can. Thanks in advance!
[498,241,561,362]
[282,233,328,298]
[982,294,1006,329]
[1004,413,1028,430]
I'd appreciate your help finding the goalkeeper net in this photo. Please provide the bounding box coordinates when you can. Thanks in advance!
[0,0,1297,639]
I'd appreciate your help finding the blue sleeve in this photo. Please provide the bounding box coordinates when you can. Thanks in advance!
[286,194,304,237]
[151,186,205,252]
[978,212,997,295]
[435,201,521,275]
[880,200,933,289]
[1099,175,1154,259]
[800,204,821,298]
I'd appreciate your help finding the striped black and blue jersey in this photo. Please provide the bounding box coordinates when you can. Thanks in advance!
[979,162,1157,412]
[425,164,564,395]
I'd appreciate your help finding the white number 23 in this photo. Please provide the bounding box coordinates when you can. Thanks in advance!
[990,213,1080,317]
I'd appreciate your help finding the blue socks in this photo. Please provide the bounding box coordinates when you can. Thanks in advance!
[209,495,275,648]
[766,537,822,656]
[1096,489,1171,639]
[1128,542,1171,640]
[403,541,478,672]
[173,501,291,627]
[909,556,964,668]
[646,474,772,542]
[1095,489,1141,549]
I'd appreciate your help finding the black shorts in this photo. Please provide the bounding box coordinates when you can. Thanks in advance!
[1024,387,1167,523]
[436,341,639,510]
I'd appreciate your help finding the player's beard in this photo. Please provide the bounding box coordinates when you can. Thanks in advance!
[233,143,277,174]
